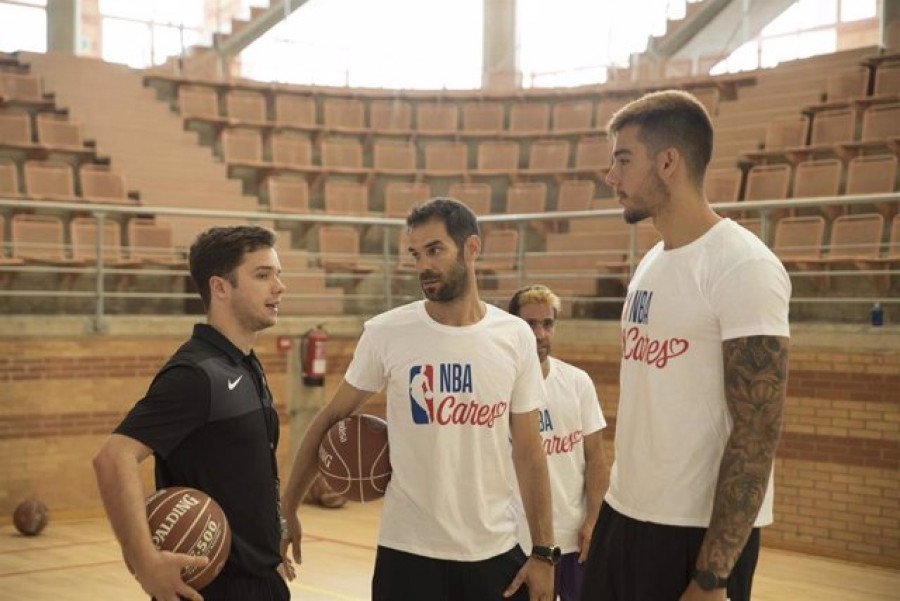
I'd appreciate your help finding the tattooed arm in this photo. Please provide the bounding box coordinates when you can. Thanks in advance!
[684,335,789,599]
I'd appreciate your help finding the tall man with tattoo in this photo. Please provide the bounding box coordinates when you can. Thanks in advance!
[580,90,791,601]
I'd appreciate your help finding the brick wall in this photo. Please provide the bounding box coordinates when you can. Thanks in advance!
[0,334,291,519]
[0,319,897,568]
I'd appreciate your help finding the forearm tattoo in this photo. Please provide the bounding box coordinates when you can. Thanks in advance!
[702,335,789,574]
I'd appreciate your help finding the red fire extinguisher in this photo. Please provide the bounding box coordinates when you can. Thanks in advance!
[302,325,328,386]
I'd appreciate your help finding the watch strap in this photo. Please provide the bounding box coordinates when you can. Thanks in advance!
[531,545,561,565]
[693,568,728,590]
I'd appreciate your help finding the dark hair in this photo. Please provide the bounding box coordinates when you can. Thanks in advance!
[606,89,713,188]
[188,225,277,310]
[508,284,561,318]
[406,197,480,252]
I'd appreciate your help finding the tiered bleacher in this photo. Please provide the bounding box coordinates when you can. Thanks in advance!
[1,36,898,319]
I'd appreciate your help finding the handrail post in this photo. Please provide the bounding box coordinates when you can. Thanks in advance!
[383,225,392,311]
[515,221,526,290]
[92,211,109,334]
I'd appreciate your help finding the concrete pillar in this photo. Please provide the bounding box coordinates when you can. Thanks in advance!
[482,0,520,90]
[79,0,101,58]
[46,0,79,54]
[881,0,900,46]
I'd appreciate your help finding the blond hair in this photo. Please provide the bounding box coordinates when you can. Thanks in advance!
[508,284,562,317]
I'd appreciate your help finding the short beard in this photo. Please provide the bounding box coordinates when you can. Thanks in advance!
[622,171,670,225]
[624,208,651,224]
[421,254,468,302]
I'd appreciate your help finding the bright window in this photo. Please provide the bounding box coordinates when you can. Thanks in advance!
[712,0,868,75]
[840,0,876,23]
[0,3,46,53]
[241,0,482,89]
[99,0,203,27]
[99,0,206,68]
[763,0,837,36]
[519,0,679,87]
[102,17,151,68]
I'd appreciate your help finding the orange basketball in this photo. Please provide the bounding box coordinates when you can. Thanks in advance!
[13,498,48,536]
[318,414,391,502]
[144,487,231,591]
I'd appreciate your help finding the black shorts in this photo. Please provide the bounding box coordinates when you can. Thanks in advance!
[191,563,290,601]
[372,545,529,601]
[581,503,761,601]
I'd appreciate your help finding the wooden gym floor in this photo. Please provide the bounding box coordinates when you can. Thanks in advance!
[0,500,897,600]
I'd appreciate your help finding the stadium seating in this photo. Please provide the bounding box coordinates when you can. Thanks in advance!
[320,137,370,179]
[462,102,504,135]
[384,181,431,217]
[126,218,186,267]
[369,100,412,134]
[372,140,417,177]
[521,139,570,178]
[0,71,46,104]
[792,159,842,218]
[266,175,311,214]
[422,141,468,178]
[324,180,370,215]
[316,225,381,276]
[448,182,492,216]
[416,103,458,136]
[705,168,742,204]
[552,100,593,134]
[0,108,33,149]
[274,94,318,131]
[508,102,550,137]
[323,98,366,135]
[6,42,898,320]
[0,158,21,197]
[80,164,133,205]
[270,133,319,178]
[845,154,898,218]
[225,89,268,126]
[23,159,78,201]
[471,140,519,180]
[772,215,826,272]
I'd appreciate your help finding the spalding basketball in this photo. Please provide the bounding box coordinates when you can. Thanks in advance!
[318,414,391,502]
[144,487,231,590]
[13,498,48,536]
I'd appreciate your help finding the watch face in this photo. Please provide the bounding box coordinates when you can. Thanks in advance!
[532,545,561,565]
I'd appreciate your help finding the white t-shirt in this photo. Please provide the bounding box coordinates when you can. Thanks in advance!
[516,356,606,554]
[345,300,547,560]
[606,218,791,528]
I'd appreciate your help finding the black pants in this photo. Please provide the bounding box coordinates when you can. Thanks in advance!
[372,545,529,601]
[581,503,760,601]
[191,563,290,601]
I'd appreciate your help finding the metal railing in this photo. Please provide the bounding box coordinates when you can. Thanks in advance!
[1,192,898,329]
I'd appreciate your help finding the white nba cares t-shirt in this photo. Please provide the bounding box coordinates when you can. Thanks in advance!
[516,356,606,554]
[607,219,791,528]
[345,300,547,561]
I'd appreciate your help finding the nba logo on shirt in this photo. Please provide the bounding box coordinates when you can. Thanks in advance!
[409,364,435,424]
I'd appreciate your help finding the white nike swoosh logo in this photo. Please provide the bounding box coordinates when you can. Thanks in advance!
[228,376,243,391]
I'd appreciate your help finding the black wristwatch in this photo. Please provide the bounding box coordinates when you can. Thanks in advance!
[531,545,562,566]
[693,568,728,591]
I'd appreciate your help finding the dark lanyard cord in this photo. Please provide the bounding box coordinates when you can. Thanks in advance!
[246,354,288,540]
